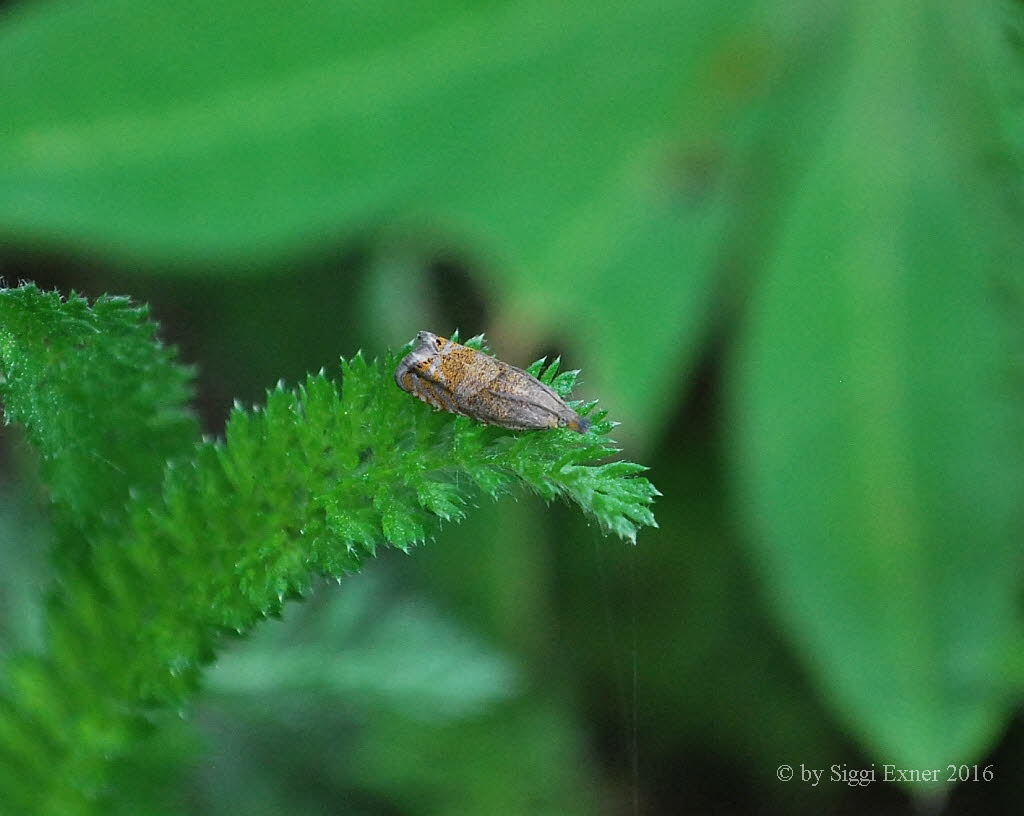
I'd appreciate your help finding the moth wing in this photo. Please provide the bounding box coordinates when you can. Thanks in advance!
[495,367,570,408]
[459,384,558,430]
[477,366,585,430]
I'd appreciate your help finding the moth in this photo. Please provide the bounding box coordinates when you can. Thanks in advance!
[394,331,590,433]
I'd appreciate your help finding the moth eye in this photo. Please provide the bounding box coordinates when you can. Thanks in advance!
[415,360,430,370]
[435,338,445,349]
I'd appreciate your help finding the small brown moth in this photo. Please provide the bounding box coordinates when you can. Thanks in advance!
[394,331,590,433]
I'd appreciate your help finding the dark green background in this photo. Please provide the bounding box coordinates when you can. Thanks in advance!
[1,1,1022,813]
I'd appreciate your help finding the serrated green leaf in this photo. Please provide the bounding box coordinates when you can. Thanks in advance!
[0,285,197,548]
[0,291,656,813]
[550,369,580,397]
[539,356,560,384]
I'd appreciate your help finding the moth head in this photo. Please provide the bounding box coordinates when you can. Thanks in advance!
[397,331,444,383]
[415,330,449,353]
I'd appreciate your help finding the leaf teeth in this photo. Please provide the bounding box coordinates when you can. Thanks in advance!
[541,356,562,383]
[526,357,547,377]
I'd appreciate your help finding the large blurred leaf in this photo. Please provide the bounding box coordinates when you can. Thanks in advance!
[0,0,736,260]
[732,2,1024,776]
[0,0,758,433]
[206,568,522,722]
[192,567,593,816]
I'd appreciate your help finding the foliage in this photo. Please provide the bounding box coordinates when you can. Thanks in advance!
[2,0,1024,810]
[0,285,197,547]
[731,3,1024,773]
[0,0,733,434]
[0,284,656,815]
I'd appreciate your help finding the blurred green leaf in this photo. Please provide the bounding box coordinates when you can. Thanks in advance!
[0,0,759,435]
[207,568,521,721]
[0,0,734,262]
[0,488,49,658]
[189,566,597,815]
[553,191,726,436]
[732,3,1024,777]
[347,698,594,816]
[187,688,594,816]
